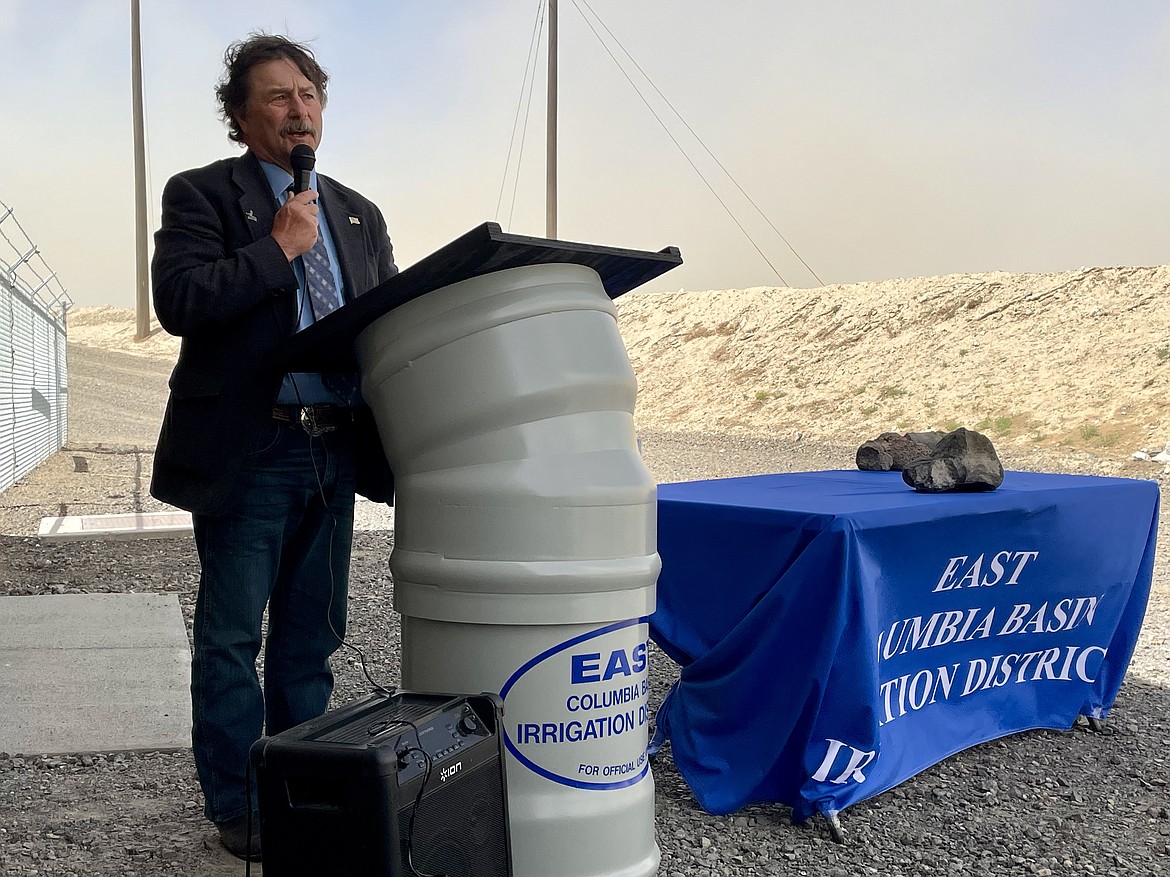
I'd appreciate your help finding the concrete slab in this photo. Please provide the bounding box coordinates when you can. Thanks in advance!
[37,500,393,542]
[0,593,191,755]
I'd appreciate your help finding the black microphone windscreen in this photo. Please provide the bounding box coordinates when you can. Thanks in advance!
[290,145,316,193]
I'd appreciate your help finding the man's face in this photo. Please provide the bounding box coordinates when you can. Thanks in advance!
[237,57,323,172]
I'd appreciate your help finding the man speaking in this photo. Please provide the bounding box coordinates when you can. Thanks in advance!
[150,33,397,860]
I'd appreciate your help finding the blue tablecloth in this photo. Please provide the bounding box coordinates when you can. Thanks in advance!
[650,470,1160,821]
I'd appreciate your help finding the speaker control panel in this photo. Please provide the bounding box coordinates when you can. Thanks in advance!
[370,701,493,787]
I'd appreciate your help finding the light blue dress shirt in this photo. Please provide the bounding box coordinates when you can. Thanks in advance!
[258,159,348,406]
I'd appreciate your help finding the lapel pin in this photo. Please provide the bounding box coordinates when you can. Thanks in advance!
[245,210,257,222]
[349,216,361,225]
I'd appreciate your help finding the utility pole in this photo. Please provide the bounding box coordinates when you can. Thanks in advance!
[131,0,151,340]
[546,0,558,239]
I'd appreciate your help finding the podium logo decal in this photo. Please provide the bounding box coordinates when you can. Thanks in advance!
[500,618,651,790]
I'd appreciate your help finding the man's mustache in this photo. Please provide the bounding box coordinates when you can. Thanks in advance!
[282,121,316,136]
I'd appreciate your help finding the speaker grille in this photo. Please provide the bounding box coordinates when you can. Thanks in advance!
[397,758,510,877]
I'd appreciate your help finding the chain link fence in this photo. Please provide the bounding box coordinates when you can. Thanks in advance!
[0,199,73,493]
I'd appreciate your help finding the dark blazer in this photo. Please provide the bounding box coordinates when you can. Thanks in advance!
[150,150,398,515]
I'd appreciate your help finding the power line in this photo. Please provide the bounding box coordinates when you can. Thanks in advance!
[571,0,824,287]
[497,0,547,230]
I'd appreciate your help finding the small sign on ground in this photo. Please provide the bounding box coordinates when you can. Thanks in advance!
[38,510,194,542]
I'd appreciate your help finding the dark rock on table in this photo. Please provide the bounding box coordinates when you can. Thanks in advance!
[856,432,934,471]
[901,427,1004,492]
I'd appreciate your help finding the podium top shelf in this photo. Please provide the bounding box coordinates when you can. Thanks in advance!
[274,221,683,373]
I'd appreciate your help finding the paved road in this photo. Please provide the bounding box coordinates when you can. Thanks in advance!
[67,342,172,447]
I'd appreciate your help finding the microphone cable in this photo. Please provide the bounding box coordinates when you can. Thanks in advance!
[280,223,393,699]
[289,368,394,698]
[241,182,395,876]
[390,719,450,877]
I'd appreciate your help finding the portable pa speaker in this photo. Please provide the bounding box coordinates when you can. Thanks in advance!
[250,689,513,877]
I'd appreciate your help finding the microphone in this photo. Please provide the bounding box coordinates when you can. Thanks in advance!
[290,144,315,194]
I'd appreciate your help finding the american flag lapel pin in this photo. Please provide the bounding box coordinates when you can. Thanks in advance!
[349,216,361,225]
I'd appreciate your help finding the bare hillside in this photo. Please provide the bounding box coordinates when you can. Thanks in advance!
[616,265,1170,458]
[66,265,1170,459]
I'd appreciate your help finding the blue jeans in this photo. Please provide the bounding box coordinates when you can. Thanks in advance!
[190,420,356,824]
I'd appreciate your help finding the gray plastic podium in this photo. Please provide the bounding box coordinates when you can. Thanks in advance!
[277,222,682,877]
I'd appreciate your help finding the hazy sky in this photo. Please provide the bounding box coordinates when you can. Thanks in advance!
[5,1,1170,309]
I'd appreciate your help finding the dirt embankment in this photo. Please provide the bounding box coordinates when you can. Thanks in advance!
[67,264,1170,460]
[615,265,1170,458]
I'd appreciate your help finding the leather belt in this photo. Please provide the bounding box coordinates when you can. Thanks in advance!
[272,404,355,437]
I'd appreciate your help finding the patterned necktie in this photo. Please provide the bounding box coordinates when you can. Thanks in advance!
[304,236,340,321]
[303,230,360,405]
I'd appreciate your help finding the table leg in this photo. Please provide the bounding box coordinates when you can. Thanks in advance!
[824,811,846,844]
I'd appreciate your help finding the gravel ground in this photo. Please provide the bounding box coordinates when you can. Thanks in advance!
[0,343,1167,876]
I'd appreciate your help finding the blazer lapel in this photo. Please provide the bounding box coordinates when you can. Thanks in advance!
[317,176,368,301]
[231,152,296,330]
[232,152,278,242]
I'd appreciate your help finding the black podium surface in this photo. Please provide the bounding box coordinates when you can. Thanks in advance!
[275,221,683,373]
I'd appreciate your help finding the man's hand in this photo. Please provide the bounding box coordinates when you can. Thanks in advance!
[271,190,319,261]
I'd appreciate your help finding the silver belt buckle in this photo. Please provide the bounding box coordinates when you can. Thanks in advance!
[298,406,333,437]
